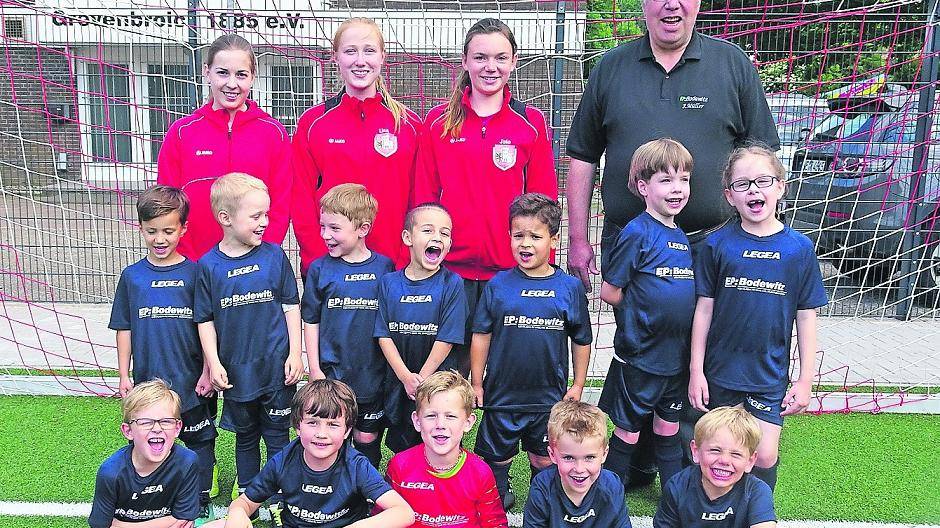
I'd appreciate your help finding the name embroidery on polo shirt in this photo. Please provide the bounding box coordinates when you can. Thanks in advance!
[679,95,708,110]
[702,506,734,521]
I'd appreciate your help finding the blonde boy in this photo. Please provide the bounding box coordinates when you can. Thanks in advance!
[524,400,630,528]
[301,183,395,467]
[386,371,507,528]
[193,172,303,499]
[653,406,776,528]
[89,380,200,528]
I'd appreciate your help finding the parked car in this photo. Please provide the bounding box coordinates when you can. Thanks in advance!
[788,83,940,300]
[767,94,827,172]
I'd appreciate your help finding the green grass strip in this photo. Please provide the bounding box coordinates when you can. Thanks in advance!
[0,396,936,523]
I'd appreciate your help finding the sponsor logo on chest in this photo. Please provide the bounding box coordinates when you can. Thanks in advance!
[288,504,350,523]
[220,289,274,308]
[150,280,184,288]
[195,150,213,156]
[327,138,346,144]
[702,506,734,521]
[344,273,376,282]
[302,484,334,494]
[723,277,787,296]
[492,140,517,171]
[400,295,432,303]
[388,321,439,335]
[668,241,689,251]
[228,264,260,278]
[655,267,695,280]
[564,509,596,523]
[138,306,193,319]
[399,481,435,490]
[327,297,379,310]
[743,250,781,259]
[520,289,555,298]
[503,314,565,331]
[131,485,164,500]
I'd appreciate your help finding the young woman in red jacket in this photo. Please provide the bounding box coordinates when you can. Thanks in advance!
[415,18,558,375]
[157,34,292,261]
[291,17,422,272]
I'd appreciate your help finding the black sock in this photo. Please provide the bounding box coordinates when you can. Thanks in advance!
[605,434,637,490]
[186,438,216,507]
[354,438,383,468]
[234,430,262,488]
[751,460,779,491]
[486,461,512,500]
[653,433,683,491]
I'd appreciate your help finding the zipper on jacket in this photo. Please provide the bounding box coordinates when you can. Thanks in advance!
[481,125,486,138]
[227,121,233,168]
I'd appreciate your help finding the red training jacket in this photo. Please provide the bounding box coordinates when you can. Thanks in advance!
[291,92,421,273]
[387,445,508,528]
[415,86,557,280]
[157,100,292,261]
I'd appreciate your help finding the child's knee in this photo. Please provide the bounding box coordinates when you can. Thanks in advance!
[614,426,640,444]
[755,444,778,467]
[652,415,679,436]
[527,452,552,469]
[353,430,379,444]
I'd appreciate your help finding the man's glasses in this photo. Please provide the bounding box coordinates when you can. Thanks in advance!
[727,175,779,193]
[127,417,180,430]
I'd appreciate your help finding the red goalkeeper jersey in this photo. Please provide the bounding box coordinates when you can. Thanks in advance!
[387,446,507,528]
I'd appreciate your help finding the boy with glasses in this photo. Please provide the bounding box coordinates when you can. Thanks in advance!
[89,379,200,528]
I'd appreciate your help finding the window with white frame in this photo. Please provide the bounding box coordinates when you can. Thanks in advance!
[147,64,194,160]
[269,64,319,130]
[85,63,132,163]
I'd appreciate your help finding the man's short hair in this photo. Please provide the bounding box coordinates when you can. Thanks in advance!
[628,138,694,197]
[694,406,762,455]
[209,172,268,216]
[403,202,450,232]
[291,379,358,430]
[547,400,608,447]
[414,370,474,416]
[509,193,562,236]
[320,183,378,228]
[137,185,190,224]
[122,379,182,423]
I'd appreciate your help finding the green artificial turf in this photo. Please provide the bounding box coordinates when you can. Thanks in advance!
[0,396,937,523]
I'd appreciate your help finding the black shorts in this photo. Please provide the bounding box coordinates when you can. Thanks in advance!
[356,399,386,434]
[219,386,295,434]
[385,420,421,454]
[178,398,218,445]
[474,410,549,461]
[708,384,787,426]
[598,360,684,432]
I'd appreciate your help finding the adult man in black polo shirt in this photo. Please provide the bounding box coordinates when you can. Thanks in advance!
[565,0,779,489]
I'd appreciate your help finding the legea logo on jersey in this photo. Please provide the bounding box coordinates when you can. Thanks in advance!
[655,267,695,280]
[400,295,432,303]
[521,289,556,297]
[268,407,290,417]
[327,297,379,310]
[183,418,211,433]
[195,150,213,156]
[743,250,781,259]
[344,273,376,282]
[150,280,184,288]
[669,401,684,411]
[723,277,786,296]
[131,485,164,500]
[702,507,734,521]
[138,306,193,319]
[564,509,596,523]
[220,289,275,309]
[679,95,708,110]
[363,411,384,420]
[289,505,350,523]
[667,241,689,251]
[503,315,565,331]
[302,485,334,494]
[399,481,435,490]
[388,321,439,335]
[227,264,260,278]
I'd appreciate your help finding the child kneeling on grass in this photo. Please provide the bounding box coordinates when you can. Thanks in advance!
[653,406,776,528]
[203,379,414,528]
[89,379,200,528]
[524,400,631,528]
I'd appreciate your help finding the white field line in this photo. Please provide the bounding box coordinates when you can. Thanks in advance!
[1,502,936,528]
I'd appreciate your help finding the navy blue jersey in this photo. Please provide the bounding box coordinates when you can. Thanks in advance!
[524,468,631,528]
[109,258,203,412]
[695,223,827,392]
[301,253,395,404]
[88,444,199,528]
[653,466,775,528]
[603,213,695,376]
[374,267,468,422]
[473,267,593,412]
[245,439,392,528]
[194,242,300,402]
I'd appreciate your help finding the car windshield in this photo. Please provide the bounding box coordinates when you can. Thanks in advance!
[813,111,880,142]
